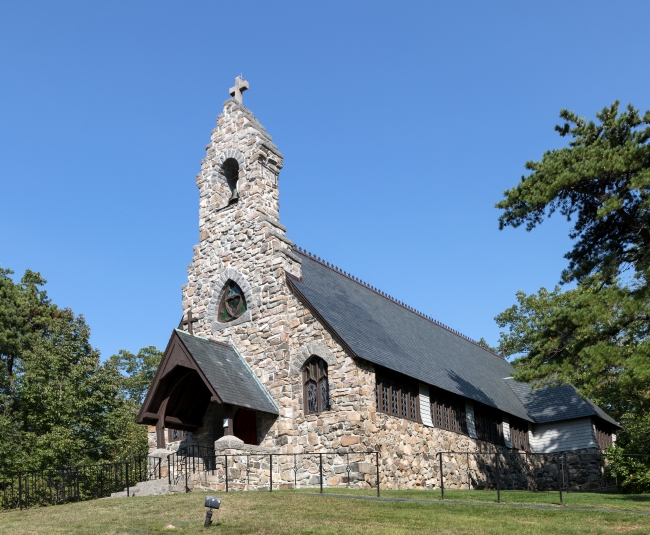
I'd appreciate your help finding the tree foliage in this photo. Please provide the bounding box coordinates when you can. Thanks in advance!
[0,268,160,470]
[106,346,162,405]
[496,101,650,385]
[497,102,650,285]
[496,283,650,419]
[496,102,650,490]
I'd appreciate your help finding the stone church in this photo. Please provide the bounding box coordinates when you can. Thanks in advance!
[136,77,619,488]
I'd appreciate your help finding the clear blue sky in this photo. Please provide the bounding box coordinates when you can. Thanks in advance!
[2,1,649,359]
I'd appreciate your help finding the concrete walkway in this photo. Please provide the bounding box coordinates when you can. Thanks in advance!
[305,493,650,516]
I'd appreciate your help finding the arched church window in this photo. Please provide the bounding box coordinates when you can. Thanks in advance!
[222,158,240,205]
[303,357,330,415]
[218,280,247,322]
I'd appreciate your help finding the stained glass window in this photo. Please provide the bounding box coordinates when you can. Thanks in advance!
[320,377,330,411]
[303,357,330,415]
[306,381,318,414]
[218,280,247,322]
[374,367,419,422]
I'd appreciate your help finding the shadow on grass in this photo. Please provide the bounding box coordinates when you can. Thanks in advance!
[289,487,650,511]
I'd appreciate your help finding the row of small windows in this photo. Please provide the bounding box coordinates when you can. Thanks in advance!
[430,388,468,435]
[374,369,529,450]
[301,362,609,454]
[375,370,419,421]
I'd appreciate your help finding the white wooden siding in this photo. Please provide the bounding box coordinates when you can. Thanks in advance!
[465,401,477,439]
[419,383,433,427]
[502,414,512,448]
[529,418,597,453]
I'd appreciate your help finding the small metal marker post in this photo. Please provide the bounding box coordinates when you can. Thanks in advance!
[319,453,323,494]
[495,453,500,504]
[557,457,564,506]
[563,453,569,494]
[439,453,444,500]
[185,455,188,493]
[225,455,229,492]
[376,451,380,497]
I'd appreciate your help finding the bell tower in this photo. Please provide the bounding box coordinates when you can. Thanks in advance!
[181,77,301,364]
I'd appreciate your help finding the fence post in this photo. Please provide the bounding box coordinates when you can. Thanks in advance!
[18,472,22,511]
[439,453,444,500]
[225,455,229,493]
[270,454,273,492]
[184,454,188,493]
[495,453,500,504]
[126,462,130,498]
[557,457,563,506]
[158,458,161,480]
[319,453,323,494]
[376,451,380,498]
[563,453,568,494]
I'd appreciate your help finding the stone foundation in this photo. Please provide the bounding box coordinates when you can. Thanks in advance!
[158,446,607,493]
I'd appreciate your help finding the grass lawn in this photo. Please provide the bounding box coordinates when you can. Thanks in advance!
[1,490,650,535]
[300,487,650,511]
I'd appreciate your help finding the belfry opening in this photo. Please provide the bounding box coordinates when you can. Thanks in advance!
[223,158,239,204]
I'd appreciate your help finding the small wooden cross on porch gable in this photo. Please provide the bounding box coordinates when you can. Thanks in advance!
[178,310,199,335]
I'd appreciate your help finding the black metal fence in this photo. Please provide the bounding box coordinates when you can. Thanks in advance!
[5,448,647,510]
[0,455,161,510]
[436,451,647,504]
[165,445,382,495]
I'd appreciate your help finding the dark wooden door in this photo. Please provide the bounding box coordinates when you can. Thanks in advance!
[234,409,257,445]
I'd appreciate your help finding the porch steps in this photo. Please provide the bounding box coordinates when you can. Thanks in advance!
[110,479,184,498]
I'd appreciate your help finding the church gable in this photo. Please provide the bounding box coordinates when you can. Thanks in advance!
[137,329,278,444]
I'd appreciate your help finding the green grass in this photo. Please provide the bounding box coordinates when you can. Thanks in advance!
[297,487,650,510]
[1,490,650,534]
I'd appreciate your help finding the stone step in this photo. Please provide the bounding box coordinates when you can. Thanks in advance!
[109,479,184,498]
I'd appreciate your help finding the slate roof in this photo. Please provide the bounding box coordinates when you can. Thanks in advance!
[505,379,619,427]
[290,251,619,427]
[176,329,279,415]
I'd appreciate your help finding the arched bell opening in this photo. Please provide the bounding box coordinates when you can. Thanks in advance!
[222,158,240,205]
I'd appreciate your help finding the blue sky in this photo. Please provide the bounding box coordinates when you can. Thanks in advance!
[1,1,649,359]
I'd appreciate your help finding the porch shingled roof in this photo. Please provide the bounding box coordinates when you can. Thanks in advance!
[176,329,279,415]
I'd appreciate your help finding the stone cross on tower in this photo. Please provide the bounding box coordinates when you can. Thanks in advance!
[229,76,249,104]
